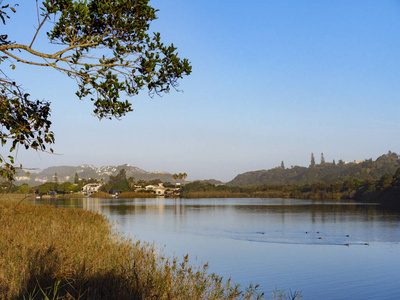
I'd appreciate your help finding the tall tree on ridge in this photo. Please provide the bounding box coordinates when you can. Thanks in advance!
[74,173,79,184]
[310,153,316,167]
[53,172,59,192]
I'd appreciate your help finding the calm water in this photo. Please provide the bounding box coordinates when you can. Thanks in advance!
[31,197,400,299]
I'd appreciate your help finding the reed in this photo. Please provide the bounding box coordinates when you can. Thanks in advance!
[118,191,157,198]
[0,193,35,202]
[182,190,291,199]
[0,200,299,300]
[88,191,114,198]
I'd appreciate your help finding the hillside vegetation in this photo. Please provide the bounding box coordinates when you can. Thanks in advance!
[181,152,400,208]
[228,152,400,187]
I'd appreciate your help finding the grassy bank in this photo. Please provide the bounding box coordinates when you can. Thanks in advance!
[118,191,157,198]
[88,191,114,198]
[181,182,294,199]
[182,190,292,199]
[60,193,86,198]
[0,193,35,202]
[87,191,158,198]
[0,200,301,299]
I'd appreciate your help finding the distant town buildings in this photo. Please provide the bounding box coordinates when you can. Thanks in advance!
[14,175,30,181]
[344,160,363,165]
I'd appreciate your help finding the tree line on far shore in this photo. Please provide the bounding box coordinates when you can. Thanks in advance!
[181,166,400,208]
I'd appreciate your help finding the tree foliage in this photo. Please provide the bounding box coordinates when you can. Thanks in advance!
[0,0,191,180]
[16,183,34,194]
[36,182,56,195]
[0,80,54,180]
[107,168,130,191]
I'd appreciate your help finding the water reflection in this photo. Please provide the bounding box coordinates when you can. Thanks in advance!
[32,197,400,246]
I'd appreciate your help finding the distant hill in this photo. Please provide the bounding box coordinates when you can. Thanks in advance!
[227,152,400,187]
[14,164,175,186]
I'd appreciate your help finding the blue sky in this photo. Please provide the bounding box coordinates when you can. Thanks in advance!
[4,0,400,181]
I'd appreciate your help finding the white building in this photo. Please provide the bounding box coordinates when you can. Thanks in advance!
[145,183,168,196]
[14,175,29,181]
[82,183,102,195]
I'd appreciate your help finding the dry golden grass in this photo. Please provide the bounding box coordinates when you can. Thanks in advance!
[118,191,157,198]
[0,200,277,300]
[0,193,35,202]
[88,191,114,198]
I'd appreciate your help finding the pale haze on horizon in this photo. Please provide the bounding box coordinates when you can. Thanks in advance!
[4,0,400,182]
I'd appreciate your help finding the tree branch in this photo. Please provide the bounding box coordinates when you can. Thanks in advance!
[30,11,50,48]
[1,49,56,67]
[0,42,99,60]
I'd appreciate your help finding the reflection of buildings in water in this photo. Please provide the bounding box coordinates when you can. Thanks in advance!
[158,199,165,213]
[144,200,166,213]
[153,199,165,214]
[80,198,189,219]
[82,198,102,213]
[126,199,166,215]
[144,199,187,215]
[128,199,185,216]
[174,198,185,215]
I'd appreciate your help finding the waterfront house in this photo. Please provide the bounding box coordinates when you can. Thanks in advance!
[82,183,102,195]
[145,183,168,196]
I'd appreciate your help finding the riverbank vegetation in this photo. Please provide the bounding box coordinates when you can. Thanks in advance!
[0,200,303,299]
[88,191,114,198]
[181,182,292,199]
[182,167,400,208]
[118,191,157,198]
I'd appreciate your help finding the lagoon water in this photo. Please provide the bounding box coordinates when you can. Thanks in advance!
[32,197,400,299]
